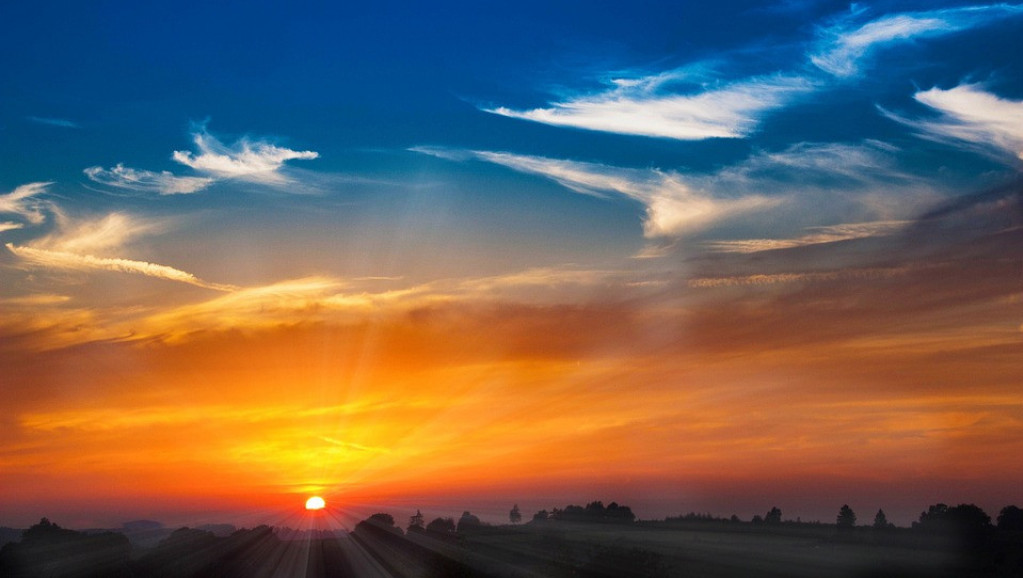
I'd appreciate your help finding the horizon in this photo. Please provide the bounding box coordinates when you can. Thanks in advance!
[2,1,1022,534]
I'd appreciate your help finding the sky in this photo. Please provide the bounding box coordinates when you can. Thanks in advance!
[2,0,1022,530]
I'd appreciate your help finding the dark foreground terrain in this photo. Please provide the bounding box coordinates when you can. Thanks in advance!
[2,505,1022,577]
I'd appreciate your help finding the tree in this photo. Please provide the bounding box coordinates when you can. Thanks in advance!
[915,503,992,537]
[531,509,549,523]
[764,507,782,525]
[915,503,949,531]
[408,509,425,532]
[354,513,403,538]
[457,511,482,534]
[873,509,892,530]
[997,505,1023,532]
[836,505,856,530]
[605,502,636,523]
[510,504,522,525]
[426,517,456,535]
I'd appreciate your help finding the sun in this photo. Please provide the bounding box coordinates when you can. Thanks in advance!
[305,496,326,510]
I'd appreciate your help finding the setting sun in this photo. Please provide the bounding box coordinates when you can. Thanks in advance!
[305,496,326,511]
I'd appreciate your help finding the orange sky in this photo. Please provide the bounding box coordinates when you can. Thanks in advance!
[3,204,1021,528]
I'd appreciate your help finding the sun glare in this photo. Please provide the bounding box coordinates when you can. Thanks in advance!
[305,496,326,510]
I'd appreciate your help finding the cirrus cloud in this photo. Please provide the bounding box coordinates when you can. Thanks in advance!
[810,4,1023,78]
[85,125,320,195]
[84,164,215,195]
[894,84,1023,163]
[486,73,814,140]
[171,129,319,183]
[0,182,52,226]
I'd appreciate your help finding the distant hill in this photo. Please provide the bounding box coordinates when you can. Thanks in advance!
[0,527,23,548]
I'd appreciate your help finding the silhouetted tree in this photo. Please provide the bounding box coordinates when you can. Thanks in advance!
[764,507,782,525]
[425,517,456,535]
[606,502,636,523]
[355,513,403,539]
[456,511,482,534]
[408,509,425,533]
[947,504,992,534]
[915,503,992,538]
[751,514,764,525]
[0,518,131,578]
[531,509,549,523]
[510,503,522,525]
[873,509,893,530]
[997,505,1023,532]
[836,504,856,530]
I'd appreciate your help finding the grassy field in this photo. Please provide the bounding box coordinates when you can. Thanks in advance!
[369,522,978,578]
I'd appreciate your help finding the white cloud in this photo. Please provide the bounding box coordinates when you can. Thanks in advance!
[419,141,939,242]
[453,149,780,238]
[688,266,910,288]
[0,182,51,226]
[6,243,237,292]
[901,84,1023,162]
[33,211,165,254]
[27,116,80,129]
[84,164,214,195]
[172,129,319,183]
[5,210,235,291]
[85,126,320,195]
[726,141,913,186]
[486,73,814,140]
[0,222,24,233]
[704,220,910,253]
[811,4,1023,77]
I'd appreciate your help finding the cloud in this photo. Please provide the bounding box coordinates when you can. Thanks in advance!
[5,211,235,292]
[85,126,320,195]
[895,84,1023,162]
[420,142,930,240]
[0,222,24,233]
[485,73,814,140]
[84,164,215,195]
[422,148,779,238]
[31,211,165,254]
[6,243,238,292]
[27,116,80,129]
[687,266,911,288]
[811,4,1023,77]
[0,182,52,226]
[481,4,1023,142]
[704,220,910,253]
[172,129,319,183]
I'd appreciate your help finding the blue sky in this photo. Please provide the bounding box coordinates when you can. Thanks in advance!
[4,1,1022,253]
[2,1,1023,527]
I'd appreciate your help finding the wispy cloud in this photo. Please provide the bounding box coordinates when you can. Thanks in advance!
[85,125,319,195]
[417,147,779,238]
[419,141,932,240]
[893,84,1023,162]
[811,4,1023,77]
[6,243,238,292]
[27,116,80,129]
[687,266,911,288]
[0,182,52,226]
[5,210,236,291]
[704,220,910,253]
[485,73,814,140]
[84,164,215,195]
[31,211,165,254]
[172,128,319,183]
